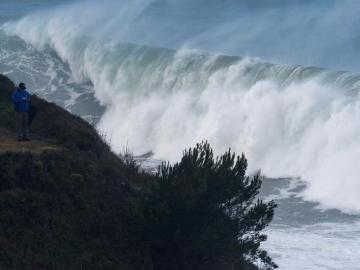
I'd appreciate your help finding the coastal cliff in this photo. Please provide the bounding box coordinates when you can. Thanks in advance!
[0,75,275,270]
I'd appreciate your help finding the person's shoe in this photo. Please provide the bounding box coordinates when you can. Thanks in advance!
[23,137,30,142]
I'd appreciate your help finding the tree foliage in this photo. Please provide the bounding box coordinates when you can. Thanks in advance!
[146,142,277,270]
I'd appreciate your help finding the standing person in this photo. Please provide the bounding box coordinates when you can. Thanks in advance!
[12,83,31,141]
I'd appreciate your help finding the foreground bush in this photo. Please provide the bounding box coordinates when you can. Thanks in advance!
[145,142,277,270]
[0,142,276,270]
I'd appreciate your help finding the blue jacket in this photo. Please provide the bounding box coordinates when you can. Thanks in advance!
[12,89,31,112]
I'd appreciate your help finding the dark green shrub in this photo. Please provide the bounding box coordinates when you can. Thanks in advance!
[146,142,277,270]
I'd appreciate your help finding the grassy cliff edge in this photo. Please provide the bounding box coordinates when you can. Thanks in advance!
[0,75,276,270]
[0,74,151,269]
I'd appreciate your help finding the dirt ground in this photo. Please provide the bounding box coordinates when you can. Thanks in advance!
[0,128,59,154]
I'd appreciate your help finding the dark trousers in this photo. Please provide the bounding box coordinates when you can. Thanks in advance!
[15,111,29,139]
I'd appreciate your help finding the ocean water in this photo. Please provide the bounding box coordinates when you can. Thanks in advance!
[0,1,359,269]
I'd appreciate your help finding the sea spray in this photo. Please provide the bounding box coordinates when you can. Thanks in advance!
[2,0,360,214]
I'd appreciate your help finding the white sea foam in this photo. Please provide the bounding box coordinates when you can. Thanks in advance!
[1,0,360,214]
[263,222,360,270]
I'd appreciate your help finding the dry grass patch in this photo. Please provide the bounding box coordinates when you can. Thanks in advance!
[0,139,59,154]
[0,128,59,154]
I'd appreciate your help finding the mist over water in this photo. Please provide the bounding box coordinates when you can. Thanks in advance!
[4,0,360,70]
[2,0,360,214]
[1,1,360,268]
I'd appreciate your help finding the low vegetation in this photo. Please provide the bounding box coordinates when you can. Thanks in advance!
[0,75,277,270]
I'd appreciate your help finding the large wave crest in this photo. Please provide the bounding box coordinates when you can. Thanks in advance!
[2,0,360,213]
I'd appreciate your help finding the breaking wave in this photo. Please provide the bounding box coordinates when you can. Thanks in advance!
[1,0,360,213]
